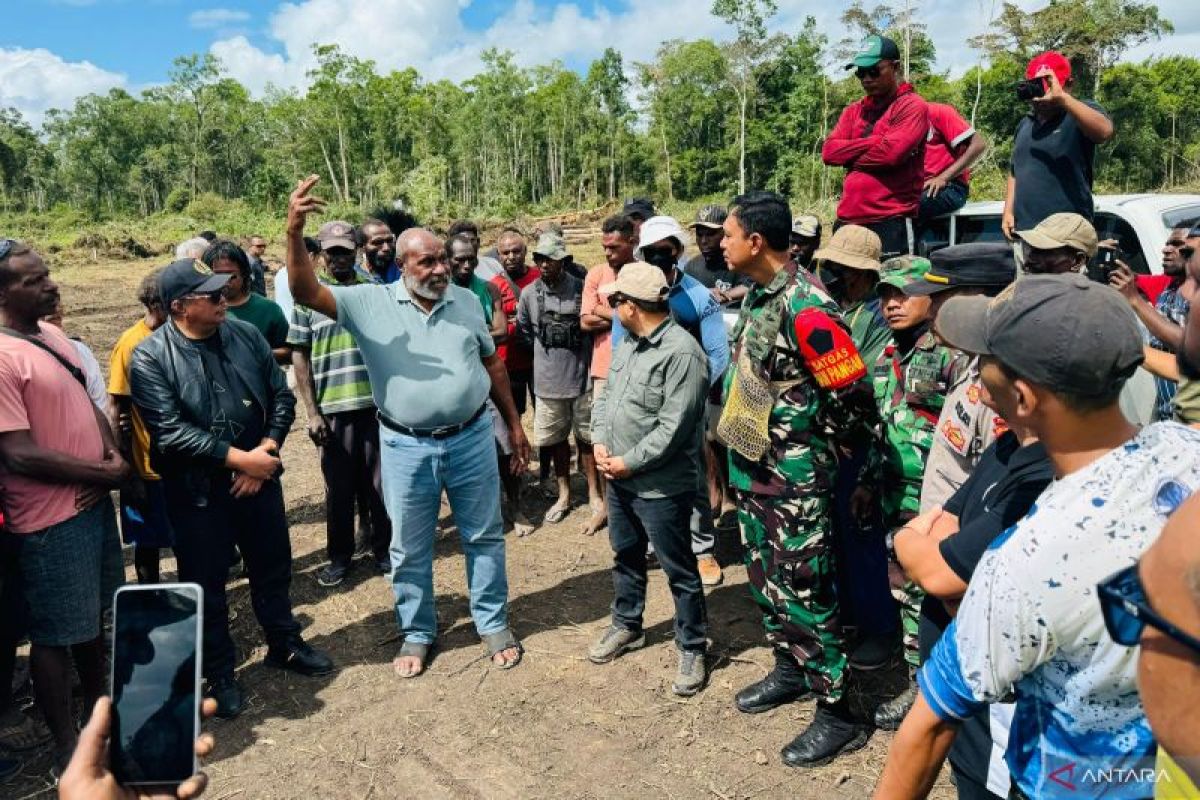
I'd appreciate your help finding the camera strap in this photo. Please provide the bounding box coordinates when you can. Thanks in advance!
[0,326,87,388]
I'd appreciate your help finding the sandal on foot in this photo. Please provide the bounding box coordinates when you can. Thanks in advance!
[543,501,571,525]
[482,629,523,670]
[393,640,432,679]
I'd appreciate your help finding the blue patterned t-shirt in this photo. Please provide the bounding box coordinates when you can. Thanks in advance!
[919,422,1200,799]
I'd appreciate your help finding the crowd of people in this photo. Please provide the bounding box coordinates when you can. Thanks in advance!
[0,33,1196,800]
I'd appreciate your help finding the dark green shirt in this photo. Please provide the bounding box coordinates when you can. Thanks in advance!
[227,294,289,349]
[591,318,709,499]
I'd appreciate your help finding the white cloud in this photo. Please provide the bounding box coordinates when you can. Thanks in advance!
[0,47,126,127]
[206,0,1064,96]
[189,8,253,30]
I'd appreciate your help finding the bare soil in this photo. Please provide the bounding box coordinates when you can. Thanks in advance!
[7,250,953,799]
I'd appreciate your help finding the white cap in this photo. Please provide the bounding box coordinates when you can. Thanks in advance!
[634,215,689,260]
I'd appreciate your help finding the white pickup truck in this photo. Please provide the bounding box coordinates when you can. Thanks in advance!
[923,194,1200,274]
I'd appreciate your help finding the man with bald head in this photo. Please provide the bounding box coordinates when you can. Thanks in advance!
[285,177,531,679]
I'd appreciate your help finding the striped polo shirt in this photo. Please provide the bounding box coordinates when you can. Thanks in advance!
[288,283,375,416]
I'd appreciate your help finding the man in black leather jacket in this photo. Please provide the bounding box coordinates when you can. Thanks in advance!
[131,258,333,719]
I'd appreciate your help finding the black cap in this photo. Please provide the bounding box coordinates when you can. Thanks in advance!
[158,258,231,308]
[905,243,1017,296]
[622,197,656,220]
[935,273,1143,397]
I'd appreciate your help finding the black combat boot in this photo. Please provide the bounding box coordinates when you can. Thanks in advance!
[735,648,811,714]
[780,696,871,768]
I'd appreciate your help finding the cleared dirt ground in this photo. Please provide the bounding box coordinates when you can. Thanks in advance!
[7,248,953,799]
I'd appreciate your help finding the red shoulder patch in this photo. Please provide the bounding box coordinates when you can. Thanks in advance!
[794,308,867,390]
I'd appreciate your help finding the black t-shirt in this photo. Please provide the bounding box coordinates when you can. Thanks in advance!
[193,335,265,453]
[1010,100,1108,230]
[681,254,753,309]
[916,431,1054,788]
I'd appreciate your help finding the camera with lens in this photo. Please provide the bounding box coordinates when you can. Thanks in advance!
[1014,77,1047,101]
[538,313,582,351]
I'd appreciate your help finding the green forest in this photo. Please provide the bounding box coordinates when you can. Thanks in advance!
[0,0,1194,244]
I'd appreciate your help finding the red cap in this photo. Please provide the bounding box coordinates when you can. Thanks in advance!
[1026,51,1071,85]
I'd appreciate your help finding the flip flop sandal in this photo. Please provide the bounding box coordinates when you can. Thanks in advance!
[393,640,433,679]
[543,502,571,524]
[482,629,523,670]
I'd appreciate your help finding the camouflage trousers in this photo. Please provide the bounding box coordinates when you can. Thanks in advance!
[888,510,923,670]
[737,492,847,703]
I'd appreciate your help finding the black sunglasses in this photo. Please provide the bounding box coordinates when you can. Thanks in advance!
[855,66,882,79]
[184,289,225,305]
[1098,564,1200,654]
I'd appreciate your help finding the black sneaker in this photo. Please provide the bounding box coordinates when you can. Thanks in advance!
[206,676,246,719]
[316,561,350,587]
[265,639,335,677]
[780,703,871,768]
[352,537,371,561]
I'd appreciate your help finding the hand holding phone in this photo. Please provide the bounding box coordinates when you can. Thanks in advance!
[107,584,205,789]
[57,696,216,800]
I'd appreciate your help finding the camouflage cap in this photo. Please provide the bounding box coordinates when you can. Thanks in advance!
[878,255,932,290]
[532,232,569,261]
[690,204,728,230]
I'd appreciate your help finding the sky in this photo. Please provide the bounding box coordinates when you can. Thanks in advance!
[1,0,1196,126]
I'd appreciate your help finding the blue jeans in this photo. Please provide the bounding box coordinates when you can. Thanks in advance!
[379,413,508,645]
[917,180,969,226]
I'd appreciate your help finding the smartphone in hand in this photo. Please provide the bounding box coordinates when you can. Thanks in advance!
[109,583,204,787]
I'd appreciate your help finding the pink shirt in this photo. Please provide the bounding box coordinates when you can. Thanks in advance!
[0,323,105,533]
[582,264,616,379]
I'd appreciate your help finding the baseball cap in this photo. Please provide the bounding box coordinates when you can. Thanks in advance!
[792,215,821,238]
[622,197,656,220]
[1016,213,1099,258]
[532,232,568,261]
[878,255,931,290]
[845,35,901,70]
[690,205,728,230]
[1026,51,1071,86]
[317,220,357,251]
[905,243,1016,296]
[599,261,669,303]
[158,258,231,308]
[935,272,1143,397]
[813,225,882,272]
[636,215,689,257]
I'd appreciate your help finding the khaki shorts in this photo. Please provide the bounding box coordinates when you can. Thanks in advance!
[534,393,592,446]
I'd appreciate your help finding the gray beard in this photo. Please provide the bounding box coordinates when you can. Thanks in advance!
[405,273,445,301]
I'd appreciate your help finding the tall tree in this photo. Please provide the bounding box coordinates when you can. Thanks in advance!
[711,0,782,194]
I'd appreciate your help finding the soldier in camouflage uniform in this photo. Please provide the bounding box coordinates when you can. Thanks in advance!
[720,192,879,768]
[869,255,967,730]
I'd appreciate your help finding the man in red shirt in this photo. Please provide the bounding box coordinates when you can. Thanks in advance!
[917,102,988,231]
[493,229,541,523]
[822,35,929,259]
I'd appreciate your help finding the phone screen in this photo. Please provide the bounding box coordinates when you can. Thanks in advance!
[110,583,203,786]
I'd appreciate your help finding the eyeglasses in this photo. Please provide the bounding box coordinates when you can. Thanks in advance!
[0,239,15,261]
[607,294,628,309]
[855,66,883,79]
[1098,564,1200,654]
[183,289,225,305]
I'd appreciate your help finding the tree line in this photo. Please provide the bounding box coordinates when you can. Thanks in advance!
[0,0,1191,227]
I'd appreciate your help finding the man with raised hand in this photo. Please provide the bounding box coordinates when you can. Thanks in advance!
[285,176,530,679]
